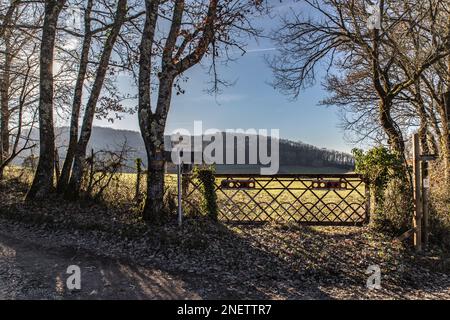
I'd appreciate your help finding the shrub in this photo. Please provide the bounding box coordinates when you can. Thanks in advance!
[429,160,450,251]
[164,187,178,215]
[380,178,412,233]
[352,147,412,233]
[193,166,218,221]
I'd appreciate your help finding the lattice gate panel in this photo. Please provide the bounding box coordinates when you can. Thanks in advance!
[182,174,369,226]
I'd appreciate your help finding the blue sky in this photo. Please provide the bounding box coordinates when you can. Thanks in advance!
[95,0,356,153]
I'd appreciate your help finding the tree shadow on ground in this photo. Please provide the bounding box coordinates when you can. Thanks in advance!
[1,176,448,300]
[230,222,450,299]
[0,218,332,299]
[0,232,199,299]
[135,218,333,299]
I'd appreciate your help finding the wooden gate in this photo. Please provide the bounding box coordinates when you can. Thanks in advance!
[183,173,370,226]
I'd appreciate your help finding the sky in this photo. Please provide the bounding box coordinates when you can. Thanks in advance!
[94,1,356,154]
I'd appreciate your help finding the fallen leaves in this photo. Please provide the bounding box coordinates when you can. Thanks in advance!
[0,182,449,299]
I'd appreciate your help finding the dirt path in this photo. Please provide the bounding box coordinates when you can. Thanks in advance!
[0,217,448,300]
[0,232,200,300]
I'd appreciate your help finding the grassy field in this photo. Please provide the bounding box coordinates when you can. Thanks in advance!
[4,166,367,224]
[183,175,367,223]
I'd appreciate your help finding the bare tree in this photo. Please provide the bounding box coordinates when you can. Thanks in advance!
[270,0,450,156]
[0,0,40,178]
[57,0,144,194]
[138,0,262,222]
[84,142,132,200]
[56,0,94,193]
[64,0,135,199]
[420,63,450,180]
[26,0,66,200]
[0,41,39,176]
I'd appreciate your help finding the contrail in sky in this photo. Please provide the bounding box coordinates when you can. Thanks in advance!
[245,47,278,53]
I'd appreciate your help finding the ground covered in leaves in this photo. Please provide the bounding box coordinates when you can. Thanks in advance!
[0,180,449,300]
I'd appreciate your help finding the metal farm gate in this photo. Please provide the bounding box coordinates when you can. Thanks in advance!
[183,174,370,226]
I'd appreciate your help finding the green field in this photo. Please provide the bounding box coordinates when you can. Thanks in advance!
[4,166,367,224]
[182,175,367,224]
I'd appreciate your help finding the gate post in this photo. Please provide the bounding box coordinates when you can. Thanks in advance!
[135,158,142,202]
[177,161,182,227]
[422,160,430,249]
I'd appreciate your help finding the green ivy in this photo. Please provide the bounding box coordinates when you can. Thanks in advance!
[352,146,406,218]
[193,166,218,220]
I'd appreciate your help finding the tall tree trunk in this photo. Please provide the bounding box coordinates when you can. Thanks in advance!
[138,0,161,222]
[0,44,33,179]
[138,0,217,223]
[414,80,430,154]
[57,0,93,194]
[66,0,127,199]
[0,0,17,179]
[370,9,405,156]
[428,131,439,156]
[378,99,405,154]
[26,0,66,200]
[0,38,11,179]
[143,123,166,223]
[0,1,20,39]
[142,76,174,222]
[0,1,21,172]
[418,121,430,155]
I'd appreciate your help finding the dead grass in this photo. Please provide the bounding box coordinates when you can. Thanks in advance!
[0,168,449,299]
[3,165,449,252]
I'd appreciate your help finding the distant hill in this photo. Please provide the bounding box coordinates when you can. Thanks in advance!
[17,126,354,174]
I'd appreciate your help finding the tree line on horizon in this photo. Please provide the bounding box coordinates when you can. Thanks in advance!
[11,127,355,172]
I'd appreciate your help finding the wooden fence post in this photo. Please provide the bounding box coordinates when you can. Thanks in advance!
[421,160,429,249]
[135,158,142,201]
[412,134,423,252]
[443,91,450,184]
[54,148,60,182]
[87,148,95,195]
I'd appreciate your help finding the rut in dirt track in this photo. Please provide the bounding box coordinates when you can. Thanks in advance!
[0,232,200,300]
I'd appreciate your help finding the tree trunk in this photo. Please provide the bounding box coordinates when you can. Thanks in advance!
[138,0,217,223]
[138,0,161,222]
[54,147,60,182]
[65,0,127,199]
[26,0,66,200]
[143,149,166,223]
[0,29,12,179]
[135,158,142,201]
[427,131,439,156]
[141,73,174,222]
[378,99,405,154]
[418,120,430,155]
[0,1,20,39]
[413,81,430,154]
[57,0,93,194]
